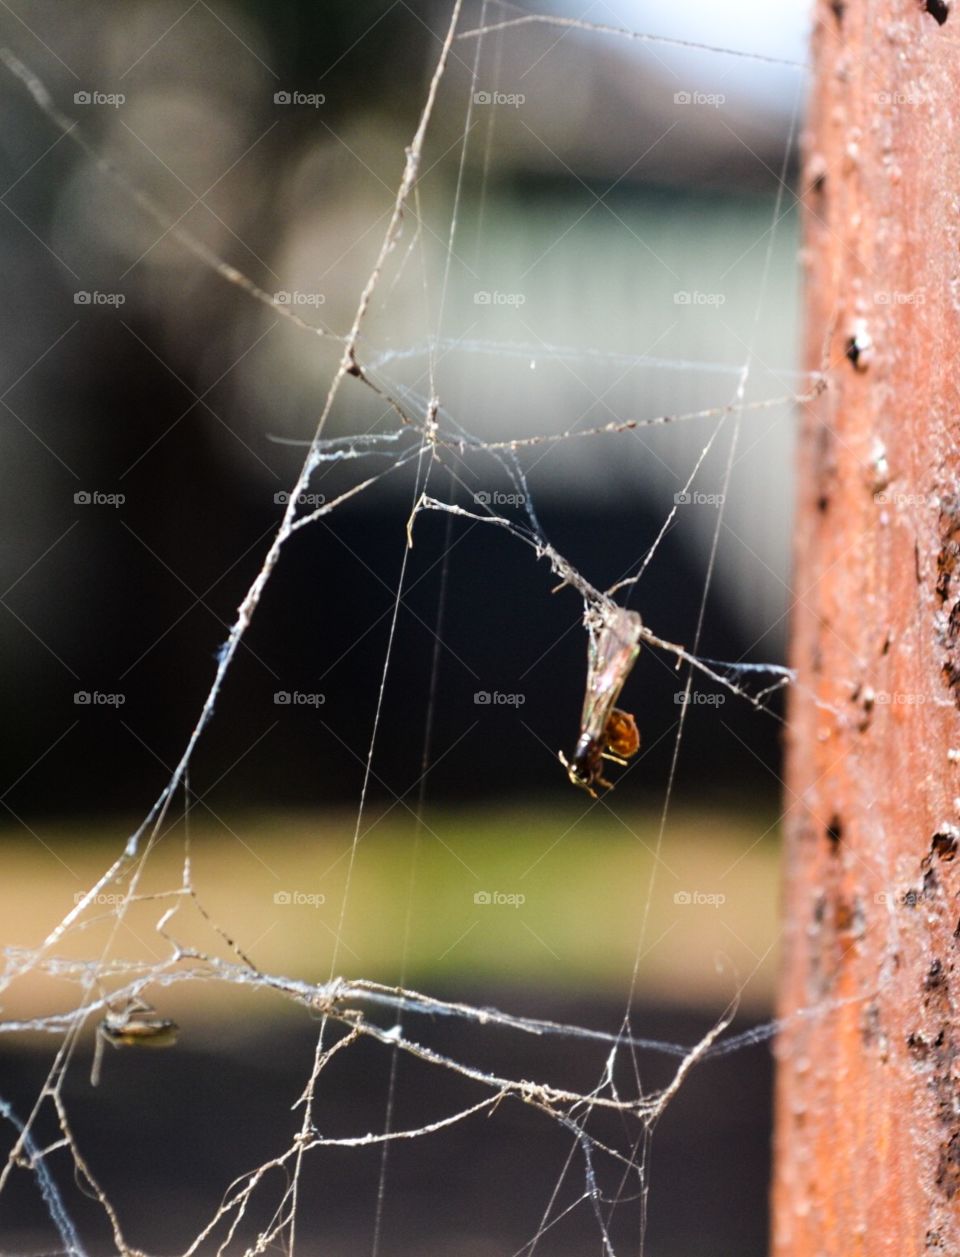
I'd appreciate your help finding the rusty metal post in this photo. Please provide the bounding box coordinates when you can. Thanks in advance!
[771,1,960,1252]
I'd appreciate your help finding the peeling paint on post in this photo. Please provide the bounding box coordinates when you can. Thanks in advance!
[772,1,960,1251]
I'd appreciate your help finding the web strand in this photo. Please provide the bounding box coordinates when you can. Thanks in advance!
[0,5,859,1255]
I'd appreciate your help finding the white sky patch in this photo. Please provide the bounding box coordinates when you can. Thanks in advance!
[556,0,812,115]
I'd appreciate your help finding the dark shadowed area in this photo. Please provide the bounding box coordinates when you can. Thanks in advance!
[0,2,810,1253]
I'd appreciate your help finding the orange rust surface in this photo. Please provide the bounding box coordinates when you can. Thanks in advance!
[772,3,960,1253]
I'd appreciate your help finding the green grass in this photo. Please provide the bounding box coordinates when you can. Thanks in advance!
[1,804,781,1025]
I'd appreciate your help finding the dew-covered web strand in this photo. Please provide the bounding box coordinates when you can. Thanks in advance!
[455,1,809,68]
[0,49,343,348]
[369,5,489,1247]
[0,0,464,945]
[1,4,467,1247]
[354,369,813,717]
[623,71,808,1249]
[628,70,808,1009]
[0,8,873,1256]
[516,50,808,1257]
[285,439,435,1253]
[0,1097,83,1257]
[368,489,457,1257]
[412,494,794,723]
[282,10,471,1248]
[0,755,187,1247]
[367,337,819,380]
[0,966,874,1064]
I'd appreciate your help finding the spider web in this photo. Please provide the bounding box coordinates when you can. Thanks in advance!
[0,3,864,1254]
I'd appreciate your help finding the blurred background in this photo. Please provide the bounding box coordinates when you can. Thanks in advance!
[0,1,812,1253]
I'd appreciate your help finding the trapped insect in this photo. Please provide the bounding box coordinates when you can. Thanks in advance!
[560,605,642,797]
[91,1000,179,1086]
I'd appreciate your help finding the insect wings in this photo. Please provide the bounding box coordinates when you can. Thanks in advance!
[561,604,642,795]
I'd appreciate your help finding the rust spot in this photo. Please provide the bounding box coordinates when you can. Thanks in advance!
[936,497,960,602]
[836,895,865,937]
[857,687,876,733]
[861,1001,880,1045]
[922,1018,960,1133]
[806,154,828,216]
[936,1133,960,1199]
[926,1231,943,1249]
[908,1031,930,1060]
[943,660,960,701]
[925,959,947,993]
[923,0,950,24]
[845,320,873,372]
[809,892,832,998]
[861,1002,889,1061]
[937,549,959,604]
[937,500,960,704]
[932,830,960,862]
[948,601,960,643]
[814,423,837,516]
